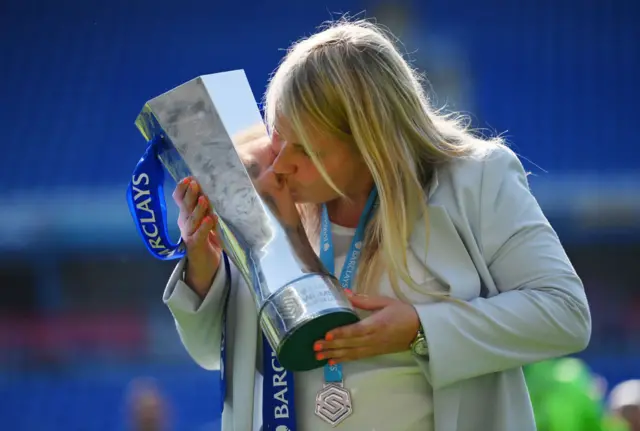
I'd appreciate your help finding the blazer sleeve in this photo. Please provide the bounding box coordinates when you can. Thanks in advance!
[415,145,592,390]
[162,255,231,370]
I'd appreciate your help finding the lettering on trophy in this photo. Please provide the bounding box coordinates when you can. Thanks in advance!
[299,286,336,309]
[131,173,178,258]
[280,285,337,321]
[271,350,290,419]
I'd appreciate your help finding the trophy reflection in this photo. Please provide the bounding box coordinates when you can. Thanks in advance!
[134,70,359,371]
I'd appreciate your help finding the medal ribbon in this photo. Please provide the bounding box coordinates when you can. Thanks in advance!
[319,188,378,384]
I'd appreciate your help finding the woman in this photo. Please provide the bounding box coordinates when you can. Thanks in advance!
[162,20,591,431]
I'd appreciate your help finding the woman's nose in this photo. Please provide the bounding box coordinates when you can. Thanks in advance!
[271,144,297,176]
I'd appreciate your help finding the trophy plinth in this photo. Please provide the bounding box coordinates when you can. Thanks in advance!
[131,70,358,371]
[261,273,358,371]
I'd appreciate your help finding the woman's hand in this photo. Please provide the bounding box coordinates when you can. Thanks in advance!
[173,177,222,298]
[313,293,421,364]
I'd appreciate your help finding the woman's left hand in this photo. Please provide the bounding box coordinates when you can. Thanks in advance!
[313,293,421,364]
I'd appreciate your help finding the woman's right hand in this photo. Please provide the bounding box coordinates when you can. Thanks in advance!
[173,177,222,299]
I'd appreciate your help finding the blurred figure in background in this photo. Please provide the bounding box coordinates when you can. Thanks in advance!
[608,380,640,431]
[126,377,170,431]
[525,358,630,431]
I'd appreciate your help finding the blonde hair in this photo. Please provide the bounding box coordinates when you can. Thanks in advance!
[264,19,501,301]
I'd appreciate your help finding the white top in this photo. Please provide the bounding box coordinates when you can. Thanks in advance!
[252,223,445,431]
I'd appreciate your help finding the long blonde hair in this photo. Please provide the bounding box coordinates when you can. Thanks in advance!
[264,19,500,300]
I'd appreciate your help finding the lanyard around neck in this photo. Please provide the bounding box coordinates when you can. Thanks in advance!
[319,187,378,290]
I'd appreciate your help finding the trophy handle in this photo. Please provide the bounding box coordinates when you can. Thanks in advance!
[126,136,186,260]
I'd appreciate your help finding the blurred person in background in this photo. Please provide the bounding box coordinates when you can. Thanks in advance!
[525,357,629,431]
[608,380,640,431]
[161,19,590,431]
[126,377,170,431]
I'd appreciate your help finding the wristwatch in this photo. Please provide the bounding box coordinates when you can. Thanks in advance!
[410,325,429,358]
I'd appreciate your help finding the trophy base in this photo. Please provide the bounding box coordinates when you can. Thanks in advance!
[279,308,359,371]
[259,274,359,372]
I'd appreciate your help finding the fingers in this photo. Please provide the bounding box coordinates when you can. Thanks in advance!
[186,213,217,249]
[324,317,376,342]
[174,177,215,241]
[172,177,191,205]
[182,180,200,213]
[172,177,201,211]
[312,312,381,365]
[315,346,371,364]
[309,318,378,366]
[184,195,210,236]
[314,334,374,352]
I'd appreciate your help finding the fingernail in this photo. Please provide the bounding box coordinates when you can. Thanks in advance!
[203,216,212,224]
[313,342,323,352]
[328,359,336,366]
[198,196,206,206]
[181,178,190,185]
[316,353,324,361]
[325,333,334,341]
[344,288,353,297]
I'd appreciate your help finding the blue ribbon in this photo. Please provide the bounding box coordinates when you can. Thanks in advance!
[319,188,378,384]
[126,136,186,260]
[261,336,298,430]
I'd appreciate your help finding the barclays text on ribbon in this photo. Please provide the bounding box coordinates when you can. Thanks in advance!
[131,172,179,258]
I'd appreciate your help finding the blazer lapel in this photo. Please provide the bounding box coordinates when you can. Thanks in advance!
[409,201,481,302]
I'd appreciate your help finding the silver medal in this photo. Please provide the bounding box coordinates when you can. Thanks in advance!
[315,382,353,427]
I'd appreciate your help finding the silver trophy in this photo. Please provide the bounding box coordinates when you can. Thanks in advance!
[135,70,359,371]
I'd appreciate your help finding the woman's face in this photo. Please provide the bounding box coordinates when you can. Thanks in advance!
[271,116,371,204]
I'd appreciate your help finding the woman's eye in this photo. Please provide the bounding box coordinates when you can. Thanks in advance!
[292,144,311,157]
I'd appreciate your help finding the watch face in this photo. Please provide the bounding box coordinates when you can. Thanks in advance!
[413,340,429,357]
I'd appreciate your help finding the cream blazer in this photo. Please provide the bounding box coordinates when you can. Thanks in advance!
[163,144,591,431]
